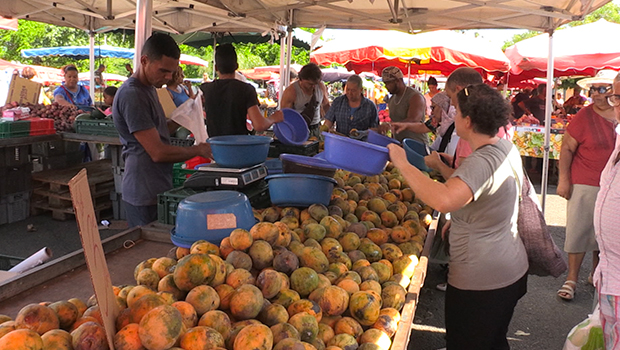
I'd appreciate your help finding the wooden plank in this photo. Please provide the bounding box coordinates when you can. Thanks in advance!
[140,221,174,244]
[33,182,113,201]
[0,134,60,147]
[0,227,142,303]
[390,211,439,350]
[32,200,112,215]
[31,159,113,186]
[61,132,122,146]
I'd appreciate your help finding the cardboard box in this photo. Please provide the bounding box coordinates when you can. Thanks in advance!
[5,75,41,105]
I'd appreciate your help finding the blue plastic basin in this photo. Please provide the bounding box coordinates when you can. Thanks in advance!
[273,108,309,146]
[172,190,255,247]
[322,132,389,176]
[266,174,337,207]
[403,138,432,172]
[264,158,283,175]
[314,152,327,160]
[207,135,272,168]
[280,153,337,177]
[367,130,401,147]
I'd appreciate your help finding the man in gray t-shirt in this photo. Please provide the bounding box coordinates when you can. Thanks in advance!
[113,34,211,227]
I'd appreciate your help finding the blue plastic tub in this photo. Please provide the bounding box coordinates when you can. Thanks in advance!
[172,190,256,247]
[266,174,337,207]
[273,108,309,146]
[280,153,337,177]
[265,158,283,175]
[322,132,389,176]
[367,130,401,147]
[403,138,432,172]
[207,135,272,168]
[403,138,428,156]
[314,152,327,160]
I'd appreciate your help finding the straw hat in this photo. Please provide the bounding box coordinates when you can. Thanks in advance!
[577,70,617,88]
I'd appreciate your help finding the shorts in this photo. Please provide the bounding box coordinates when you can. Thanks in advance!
[565,184,599,253]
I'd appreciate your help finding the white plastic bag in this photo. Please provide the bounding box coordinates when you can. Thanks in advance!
[563,303,605,350]
[170,90,208,144]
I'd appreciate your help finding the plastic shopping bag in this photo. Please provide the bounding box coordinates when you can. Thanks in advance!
[170,90,208,144]
[563,303,605,350]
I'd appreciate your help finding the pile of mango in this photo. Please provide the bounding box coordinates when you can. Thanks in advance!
[0,165,433,350]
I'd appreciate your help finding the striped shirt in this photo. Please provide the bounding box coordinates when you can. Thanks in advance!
[594,125,620,296]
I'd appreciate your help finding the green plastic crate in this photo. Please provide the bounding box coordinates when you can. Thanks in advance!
[157,187,199,225]
[172,163,197,187]
[0,120,31,139]
[74,115,119,137]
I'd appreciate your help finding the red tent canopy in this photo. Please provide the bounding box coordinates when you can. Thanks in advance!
[311,30,509,76]
[505,19,620,81]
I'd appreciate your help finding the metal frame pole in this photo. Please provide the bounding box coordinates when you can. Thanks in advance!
[89,32,96,104]
[134,0,153,69]
[541,30,554,215]
[278,34,287,108]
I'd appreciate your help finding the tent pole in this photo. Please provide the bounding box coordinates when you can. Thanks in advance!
[134,0,152,69]
[212,35,217,80]
[407,61,411,87]
[285,26,294,88]
[278,34,287,108]
[89,32,95,105]
[541,29,554,215]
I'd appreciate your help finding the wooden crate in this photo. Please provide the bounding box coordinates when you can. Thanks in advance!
[31,159,114,220]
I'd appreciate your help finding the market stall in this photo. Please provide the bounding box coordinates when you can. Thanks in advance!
[512,125,564,160]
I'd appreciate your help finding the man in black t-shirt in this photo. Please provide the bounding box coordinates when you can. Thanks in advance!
[519,84,547,125]
[200,44,283,137]
[510,88,531,120]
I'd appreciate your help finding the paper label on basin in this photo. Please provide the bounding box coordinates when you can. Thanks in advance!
[221,177,238,185]
[207,213,237,230]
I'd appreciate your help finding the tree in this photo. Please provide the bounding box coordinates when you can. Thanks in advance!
[502,2,620,50]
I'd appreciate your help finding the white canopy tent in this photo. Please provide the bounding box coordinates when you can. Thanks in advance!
[0,0,612,212]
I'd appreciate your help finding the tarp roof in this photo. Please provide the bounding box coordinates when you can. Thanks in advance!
[0,0,611,35]
[506,19,620,80]
[21,46,210,67]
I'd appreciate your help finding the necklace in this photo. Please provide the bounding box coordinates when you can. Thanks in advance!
[393,89,406,105]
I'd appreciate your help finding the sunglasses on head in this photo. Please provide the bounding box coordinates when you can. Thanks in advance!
[589,86,612,94]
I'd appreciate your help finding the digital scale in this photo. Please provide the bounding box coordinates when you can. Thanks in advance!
[183,163,268,190]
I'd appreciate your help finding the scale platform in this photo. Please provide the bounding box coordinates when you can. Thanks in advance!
[184,163,268,189]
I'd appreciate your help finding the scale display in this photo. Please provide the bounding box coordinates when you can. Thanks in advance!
[184,163,268,189]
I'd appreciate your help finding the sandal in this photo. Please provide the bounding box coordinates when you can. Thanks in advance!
[558,280,577,301]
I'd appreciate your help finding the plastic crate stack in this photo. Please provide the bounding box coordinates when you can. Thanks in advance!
[0,145,32,225]
[0,118,56,139]
[110,145,126,220]
[31,140,82,173]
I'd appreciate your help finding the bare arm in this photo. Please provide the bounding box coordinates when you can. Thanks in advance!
[134,127,212,163]
[320,83,331,116]
[280,86,297,109]
[405,93,426,123]
[54,94,74,107]
[557,131,579,199]
[425,151,456,179]
[518,101,530,115]
[324,120,334,130]
[167,119,180,135]
[388,144,472,213]
[392,121,431,134]
[248,106,284,132]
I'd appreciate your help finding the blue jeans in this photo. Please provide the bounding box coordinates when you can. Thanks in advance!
[123,201,157,228]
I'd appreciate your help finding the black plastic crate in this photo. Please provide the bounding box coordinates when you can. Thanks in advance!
[170,138,195,147]
[0,164,31,196]
[268,140,319,158]
[157,187,199,225]
[31,140,66,157]
[0,191,31,224]
[3,145,30,167]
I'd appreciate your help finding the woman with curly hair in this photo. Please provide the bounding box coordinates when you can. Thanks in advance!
[388,83,528,350]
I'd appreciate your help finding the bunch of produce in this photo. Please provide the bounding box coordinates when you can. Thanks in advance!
[0,166,433,350]
[515,114,540,126]
[378,110,390,123]
[2,102,82,132]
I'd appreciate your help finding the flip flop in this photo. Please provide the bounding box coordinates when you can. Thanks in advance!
[558,280,577,301]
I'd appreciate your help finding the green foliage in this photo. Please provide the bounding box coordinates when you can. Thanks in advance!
[0,20,310,80]
[502,2,620,50]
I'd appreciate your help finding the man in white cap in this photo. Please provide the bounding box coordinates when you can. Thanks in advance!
[381,66,427,144]
[556,70,617,301]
